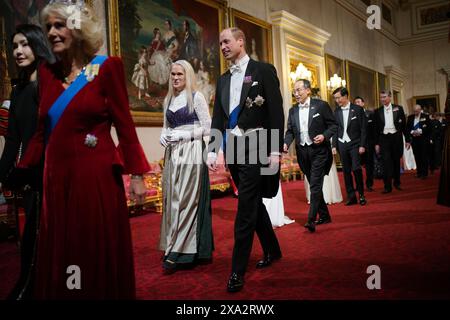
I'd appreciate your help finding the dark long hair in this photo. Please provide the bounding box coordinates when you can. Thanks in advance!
[11,24,54,86]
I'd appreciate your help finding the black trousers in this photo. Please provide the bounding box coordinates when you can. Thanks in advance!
[379,132,403,190]
[228,163,281,276]
[297,145,331,223]
[411,137,429,177]
[8,189,40,300]
[430,138,443,170]
[338,141,364,199]
[365,142,375,188]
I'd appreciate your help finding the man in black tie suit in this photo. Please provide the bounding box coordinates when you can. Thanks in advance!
[406,104,431,179]
[207,28,284,293]
[354,96,376,191]
[284,79,337,232]
[331,87,367,206]
[374,90,411,193]
[429,112,445,172]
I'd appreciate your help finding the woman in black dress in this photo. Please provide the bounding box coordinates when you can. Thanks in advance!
[0,24,54,299]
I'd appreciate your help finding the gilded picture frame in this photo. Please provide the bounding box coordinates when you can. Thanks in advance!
[324,54,345,107]
[413,94,440,114]
[345,60,377,109]
[229,8,273,64]
[107,0,226,126]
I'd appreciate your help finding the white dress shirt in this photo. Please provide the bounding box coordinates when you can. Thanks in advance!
[229,54,250,115]
[298,97,313,146]
[338,102,352,143]
[383,103,397,134]
[413,114,420,127]
[411,113,422,135]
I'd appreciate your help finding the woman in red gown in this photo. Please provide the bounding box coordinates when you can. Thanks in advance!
[20,2,149,299]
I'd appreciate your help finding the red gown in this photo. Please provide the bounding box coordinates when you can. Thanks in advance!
[20,57,150,299]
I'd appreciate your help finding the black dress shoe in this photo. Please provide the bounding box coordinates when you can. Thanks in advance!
[359,195,367,205]
[256,253,282,269]
[382,188,392,194]
[227,273,244,292]
[162,260,177,275]
[315,217,332,225]
[345,198,358,206]
[303,222,316,233]
[394,185,402,191]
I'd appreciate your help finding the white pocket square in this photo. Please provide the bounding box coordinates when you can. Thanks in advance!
[351,116,357,120]
[251,81,259,87]
[313,113,320,118]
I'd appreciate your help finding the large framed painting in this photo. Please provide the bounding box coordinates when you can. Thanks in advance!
[229,8,273,64]
[412,1,450,35]
[325,54,345,107]
[107,0,226,126]
[377,72,387,96]
[413,94,440,114]
[345,60,377,109]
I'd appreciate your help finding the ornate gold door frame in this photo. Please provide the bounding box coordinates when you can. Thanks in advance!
[270,10,331,119]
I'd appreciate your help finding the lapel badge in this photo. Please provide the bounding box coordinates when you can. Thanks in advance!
[85,64,100,82]
[84,134,98,148]
[244,76,252,84]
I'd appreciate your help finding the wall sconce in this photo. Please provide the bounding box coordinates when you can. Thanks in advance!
[290,63,312,84]
[326,74,346,91]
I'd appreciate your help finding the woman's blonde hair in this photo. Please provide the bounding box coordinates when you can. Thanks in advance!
[41,3,103,58]
[163,60,197,115]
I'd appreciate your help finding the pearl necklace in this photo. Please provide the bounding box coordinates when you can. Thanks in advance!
[64,66,86,85]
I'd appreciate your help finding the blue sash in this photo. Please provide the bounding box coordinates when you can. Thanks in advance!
[46,55,108,139]
[413,121,421,131]
[223,105,242,151]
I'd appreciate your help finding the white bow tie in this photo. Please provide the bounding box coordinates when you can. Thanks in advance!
[341,107,349,111]
[299,103,309,109]
[230,64,242,74]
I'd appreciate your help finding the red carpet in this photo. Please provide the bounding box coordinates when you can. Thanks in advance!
[1,171,450,299]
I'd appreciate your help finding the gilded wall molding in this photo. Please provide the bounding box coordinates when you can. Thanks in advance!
[270,10,330,116]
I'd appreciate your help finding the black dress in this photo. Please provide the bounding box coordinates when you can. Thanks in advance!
[0,81,41,299]
[437,113,450,207]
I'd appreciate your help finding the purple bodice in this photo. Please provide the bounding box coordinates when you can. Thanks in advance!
[166,105,199,128]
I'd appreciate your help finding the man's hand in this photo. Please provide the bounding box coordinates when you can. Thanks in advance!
[375,144,380,154]
[313,134,325,144]
[130,176,146,205]
[359,147,365,154]
[283,143,288,153]
[268,154,281,171]
[207,156,217,171]
[332,147,337,155]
